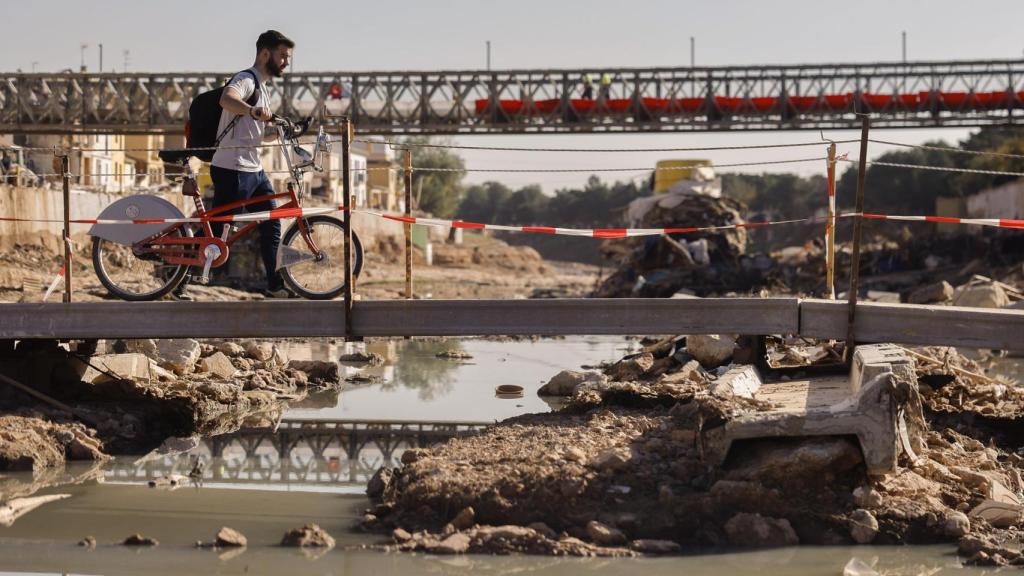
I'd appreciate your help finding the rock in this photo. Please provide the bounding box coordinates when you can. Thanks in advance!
[849,509,879,544]
[392,528,413,542]
[215,526,247,547]
[401,448,429,465]
[243,341,274,362]
[969,499,1024,528]
[562,446,586,462]
[686,334,736,368]
[339,351,384,365]
[362,513,378,528]
[908,280,954,304]
[953,281,1010,309]
[451,507,475,530]
[943,511,971,537]
[659,359,709,386]
[474,525,535,541]
[79,353,153,383]
[367,467,395,499]
[78,536,96,548]
[156,339,201,374]
[604,353,654,381]
[147,473,189,488]
[538,370,607,396]
[199,352,237,380]
[527,522,557,539]
[123,534,159,546]
[120,338,159,356]
[586,520,627,546]
[216,342,246,357]
[433,532,471,554]
[853,486,884,508]
[280,524,335,548]
[436,350,473,360]
[287,360,340,384]
[709,365,762,399]
[723,513,799,548]
[629,539,681,554]
[590,447,632,472]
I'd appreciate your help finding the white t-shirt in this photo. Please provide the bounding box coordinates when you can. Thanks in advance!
[211,68,269,172]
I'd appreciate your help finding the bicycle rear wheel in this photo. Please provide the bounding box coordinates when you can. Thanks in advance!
[280,216,362,300]
[92,227,191,301]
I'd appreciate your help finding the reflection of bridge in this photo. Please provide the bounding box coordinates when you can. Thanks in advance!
[4,59,1024,135]
[105,419,489,487]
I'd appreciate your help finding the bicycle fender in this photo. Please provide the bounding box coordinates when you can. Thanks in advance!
[89,195,187,245]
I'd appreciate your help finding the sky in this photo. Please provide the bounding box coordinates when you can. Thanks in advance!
[3,0,1024,192]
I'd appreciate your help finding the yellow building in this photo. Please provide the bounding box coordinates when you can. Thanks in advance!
[125,135,165,187]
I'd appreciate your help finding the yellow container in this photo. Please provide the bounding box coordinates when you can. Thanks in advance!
[653,159,711,194]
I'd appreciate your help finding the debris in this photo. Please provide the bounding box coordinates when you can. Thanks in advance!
[0,494,71,526]
[723,513,799,548]
[852,486,884,509]
[709,365,762,399]
[942,511,971,538]
[952,277,1010,308]
[280,524,335,548]
[450,506,475,531]
[538,370,607,396]
[586,520,627,546]
[629,539,681,554]
[969,500,1023,529]
[436,350,473,360]
[147,474,189,490]
[908,280,954,304]
[686,335,736,368]
[287,360,340,385]
[338,351,384,365]
[198,352,237,380]
[123,534,159,546]
[367,467,395,499]
[156,339,201,374]
[78,535,96,548]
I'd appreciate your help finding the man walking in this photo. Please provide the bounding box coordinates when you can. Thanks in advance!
[176,30,294,299]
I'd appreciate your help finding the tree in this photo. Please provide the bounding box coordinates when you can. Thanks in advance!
[458,181,513,223]
[402,136,466,218]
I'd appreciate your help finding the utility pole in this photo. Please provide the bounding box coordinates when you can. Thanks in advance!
[486,40,491,70]
[901,31,906,62]
[122,49,130,72]
[99,43,103,73]
[79,43,88,72]
[690,37,695,68]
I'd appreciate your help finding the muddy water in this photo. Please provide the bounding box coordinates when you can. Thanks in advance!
[0,337,1003,574]
[281,337,642,422]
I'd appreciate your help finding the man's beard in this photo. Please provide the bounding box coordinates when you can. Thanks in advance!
[267,59,284,78]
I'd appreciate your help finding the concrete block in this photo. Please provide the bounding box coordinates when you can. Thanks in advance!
[710,365,762,399]
[80,353,152,383]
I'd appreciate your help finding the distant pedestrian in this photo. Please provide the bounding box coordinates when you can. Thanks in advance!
[581,74,594,100]
[599,72,612,101]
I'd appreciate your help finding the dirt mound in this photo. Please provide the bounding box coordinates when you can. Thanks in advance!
[0,415,107,471]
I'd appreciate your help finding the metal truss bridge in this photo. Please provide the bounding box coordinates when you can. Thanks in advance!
[105,418,489,488]
[4,59,1024,136]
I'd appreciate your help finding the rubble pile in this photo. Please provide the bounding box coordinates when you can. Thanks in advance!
[595,192,748,297]
[360,333,1024,561]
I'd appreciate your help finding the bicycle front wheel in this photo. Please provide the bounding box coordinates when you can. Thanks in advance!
[280,216,363,300]
[92,227,191,301]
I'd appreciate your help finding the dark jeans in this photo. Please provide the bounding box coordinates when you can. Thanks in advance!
[209,166,282,290]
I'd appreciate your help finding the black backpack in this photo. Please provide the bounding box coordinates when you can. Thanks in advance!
[185,70,260,162]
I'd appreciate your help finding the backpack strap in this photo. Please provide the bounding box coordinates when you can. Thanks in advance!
[214,69,262,147]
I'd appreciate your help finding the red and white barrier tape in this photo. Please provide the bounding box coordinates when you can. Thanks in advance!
[862,213,1024,229]
[43,265,63,302]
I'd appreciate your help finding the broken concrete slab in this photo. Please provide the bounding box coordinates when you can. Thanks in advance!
[156,339,201,375]
[199,352,237,380]
[908,281,954,305]
[79,353,153,383]
[705,344,917,475]
[709,365,762,399]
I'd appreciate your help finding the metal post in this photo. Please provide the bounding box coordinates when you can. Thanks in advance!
[403,149,413,300]
[826,142,837,299]
[61,154,72,303]
[341,117,353,338]
[690,37,695,68]
[846,114,870,356]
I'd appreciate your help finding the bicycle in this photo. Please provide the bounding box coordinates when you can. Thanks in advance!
[89,115,363,301]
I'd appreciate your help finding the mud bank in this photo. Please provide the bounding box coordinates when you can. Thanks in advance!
[0,338,341,470]
[363,338,1024,564]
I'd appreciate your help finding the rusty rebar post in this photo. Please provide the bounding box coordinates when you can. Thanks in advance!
[341,117,353,339]
[826,142,837,299]
[61,153,72,303]
[403,148,413,300]
[846,114,870,357]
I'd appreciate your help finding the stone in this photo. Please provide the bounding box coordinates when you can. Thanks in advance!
[908,280,954,304]
[280,524,335,548]
[849,509,879,544]
[538,370,607,396]
[944,511,971,537]
[436,350,473,360]
[120,338,159,357]
[123,534,159,546]
[527,522,557,539]
[156,339,201,374]
[629,539,681,554]
[969,500,1024,529]
[199,352,237,380]
[216,342,246,357]
[474,525,535,541]
[590,447,632,472]
[660,359,709,385]
[853,486,884,508]
[953,281,1010,309]
[709,365,762,399]
[723,513,799,548]
[392,528,413,542]
[361,513,378,528]
[287,360,340,384]
[401,448,429,465]
[79,353,152,383]
[604,353,654,381]
[433,532,471,554]
[562,446,586,462]
[339,351,384,365]
[586,520,627,546]
[243,341,274,362]
[686,334,736,368]
[215,526,247,547]
[78,536,96,548]
[451,507,475,530]
[367,467,395,499]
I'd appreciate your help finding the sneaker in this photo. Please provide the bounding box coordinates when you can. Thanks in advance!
[262,287,293,299]
[169,289,193,301]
